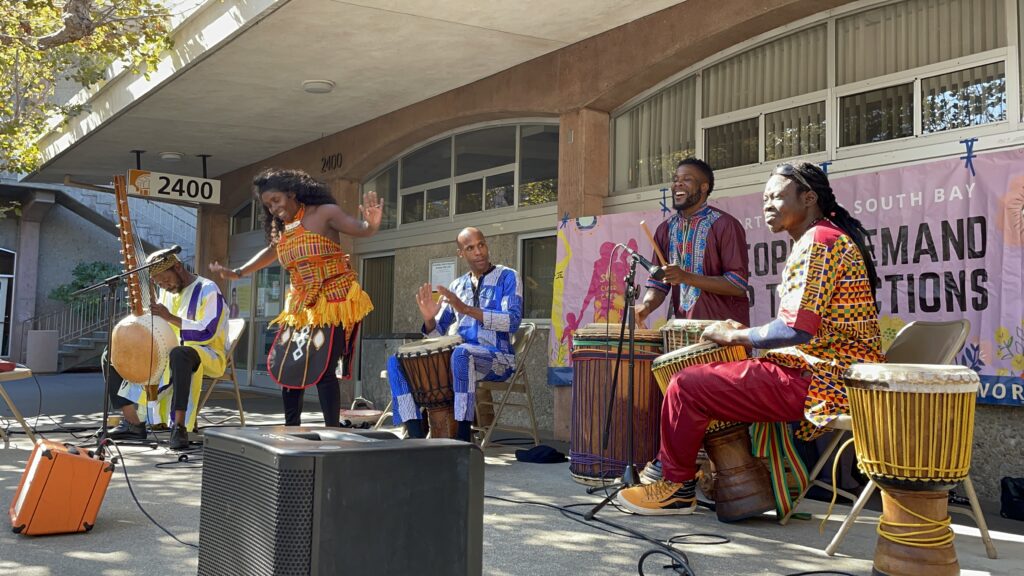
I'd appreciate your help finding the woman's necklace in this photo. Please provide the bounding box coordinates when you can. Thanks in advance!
[284,204,305,231]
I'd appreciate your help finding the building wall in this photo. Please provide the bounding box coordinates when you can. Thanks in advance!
[0,219,18,250]
[35,205,122,317]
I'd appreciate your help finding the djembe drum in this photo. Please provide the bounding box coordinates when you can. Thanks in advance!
[396,336,463,439]
[569,323,663,485]
[845,363,980,576]
[651,342,775,522]
[659,319,718,352]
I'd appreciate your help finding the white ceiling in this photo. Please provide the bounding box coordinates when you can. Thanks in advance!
[30,0,680,185]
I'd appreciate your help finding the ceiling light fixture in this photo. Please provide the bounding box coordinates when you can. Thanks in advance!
[160,151,184,162]
[302,79,336,94]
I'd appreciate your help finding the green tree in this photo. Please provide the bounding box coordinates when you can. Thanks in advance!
[49,260,123,303]
[1,0,173,174]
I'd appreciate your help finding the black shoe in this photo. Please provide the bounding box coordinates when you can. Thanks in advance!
[169,424,189,450]
[106,420,147,441]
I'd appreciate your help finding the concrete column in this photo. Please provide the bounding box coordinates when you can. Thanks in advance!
[327,176,361,257]
[12,191,55,362]
[553,107,611,440]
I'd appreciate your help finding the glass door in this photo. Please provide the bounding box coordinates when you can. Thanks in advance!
[250,265,287,389]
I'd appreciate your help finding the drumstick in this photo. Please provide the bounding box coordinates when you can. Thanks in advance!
[640,220,668,266]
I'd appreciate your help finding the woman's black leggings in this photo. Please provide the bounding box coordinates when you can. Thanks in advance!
[282,374,341,427]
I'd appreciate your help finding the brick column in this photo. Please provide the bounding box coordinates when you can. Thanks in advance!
[196,206,230,293]
[553,107,611,440]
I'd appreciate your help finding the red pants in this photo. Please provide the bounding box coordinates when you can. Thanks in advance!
[659,358,809,483]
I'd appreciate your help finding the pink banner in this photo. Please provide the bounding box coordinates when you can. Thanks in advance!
[550,149,1024,405]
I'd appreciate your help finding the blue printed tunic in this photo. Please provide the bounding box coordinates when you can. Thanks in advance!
[390,265,523,422]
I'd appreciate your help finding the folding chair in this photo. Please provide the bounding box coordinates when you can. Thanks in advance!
[822,319,995,559]
[196,318,247,426]
[473,322,540,449]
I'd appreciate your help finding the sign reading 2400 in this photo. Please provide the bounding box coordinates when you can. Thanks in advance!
[127,169,221,205]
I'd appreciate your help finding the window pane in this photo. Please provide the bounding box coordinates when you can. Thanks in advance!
[522,236,556,319]
[425,185,450,220]
[837,0,1006,85]
[519,125,559,206]
[365,163,398,230]
[231,201,252,235]
[456,180,482,214]
[485,172,514,209]
[455,126,516,175]
[614,77,696,191]
[840,84,914,146]
[704,118,758,170]
[764,102,826,161]
[704,25,827,117]
[922,62,1006,133]
[401,192,424,224]
[401,139,451,188]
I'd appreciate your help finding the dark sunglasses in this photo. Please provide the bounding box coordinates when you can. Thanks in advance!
[773,163,813,192]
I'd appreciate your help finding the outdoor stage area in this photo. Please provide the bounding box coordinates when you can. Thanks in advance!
[0,372,1020,575]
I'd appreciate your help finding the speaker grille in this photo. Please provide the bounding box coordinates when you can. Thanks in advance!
[198,446,314,576]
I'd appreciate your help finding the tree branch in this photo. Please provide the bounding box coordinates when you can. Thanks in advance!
[33,0,167,49]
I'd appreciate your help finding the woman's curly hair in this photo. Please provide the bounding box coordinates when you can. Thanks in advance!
[252,168,336,242]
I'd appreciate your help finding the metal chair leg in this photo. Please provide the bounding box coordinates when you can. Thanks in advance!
[230,370,245,426]
[962,475,998,559]
[780,428,848,525]
[826,479,877,556]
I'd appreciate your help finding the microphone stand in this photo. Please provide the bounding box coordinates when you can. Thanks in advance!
[73,257,172,458]
[584,253,642,520]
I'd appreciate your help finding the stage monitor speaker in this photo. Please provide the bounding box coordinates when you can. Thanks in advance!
[197,427,483,576]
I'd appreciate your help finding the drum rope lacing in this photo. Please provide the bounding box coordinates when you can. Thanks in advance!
[820,437,955,549]
[876,494,954,548]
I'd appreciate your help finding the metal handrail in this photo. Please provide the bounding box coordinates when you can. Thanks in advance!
[20,291,129,358]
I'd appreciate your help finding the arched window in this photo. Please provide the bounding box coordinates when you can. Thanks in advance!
[363,122,559,230]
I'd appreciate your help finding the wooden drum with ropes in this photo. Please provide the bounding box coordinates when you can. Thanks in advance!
[651,342,775,522]
[569,323,663,486]
[845,363,980,576]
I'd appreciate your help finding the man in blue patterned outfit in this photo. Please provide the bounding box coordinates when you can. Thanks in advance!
[388,227,523,441]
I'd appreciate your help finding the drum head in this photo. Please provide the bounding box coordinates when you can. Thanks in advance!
[845,362,979,393]
[654,341,720,365]
[397,335,463,356]
[661,319,717,331]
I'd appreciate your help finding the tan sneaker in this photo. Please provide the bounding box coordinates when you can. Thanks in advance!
[616,479,698,516]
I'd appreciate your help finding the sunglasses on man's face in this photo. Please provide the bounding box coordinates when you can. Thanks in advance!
[773,164,812,191]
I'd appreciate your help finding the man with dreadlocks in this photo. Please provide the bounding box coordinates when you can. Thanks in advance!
[210,168,382,428]
[618,161,883,516]
[104,247,228,450]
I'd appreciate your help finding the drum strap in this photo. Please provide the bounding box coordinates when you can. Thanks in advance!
[752,422,810,519]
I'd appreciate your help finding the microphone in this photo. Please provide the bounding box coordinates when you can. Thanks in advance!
[618,244,665,281]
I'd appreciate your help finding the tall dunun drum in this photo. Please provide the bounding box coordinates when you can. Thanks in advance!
[570,324,663,485]
[845,363,980,576]
[651,342,775,522]
[396,336,463,439]
[659,319,718,352]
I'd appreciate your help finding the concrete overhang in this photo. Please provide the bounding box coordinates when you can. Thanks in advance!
[27,0,681,188]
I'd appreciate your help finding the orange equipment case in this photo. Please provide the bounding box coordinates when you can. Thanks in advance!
[9,439,115,535]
